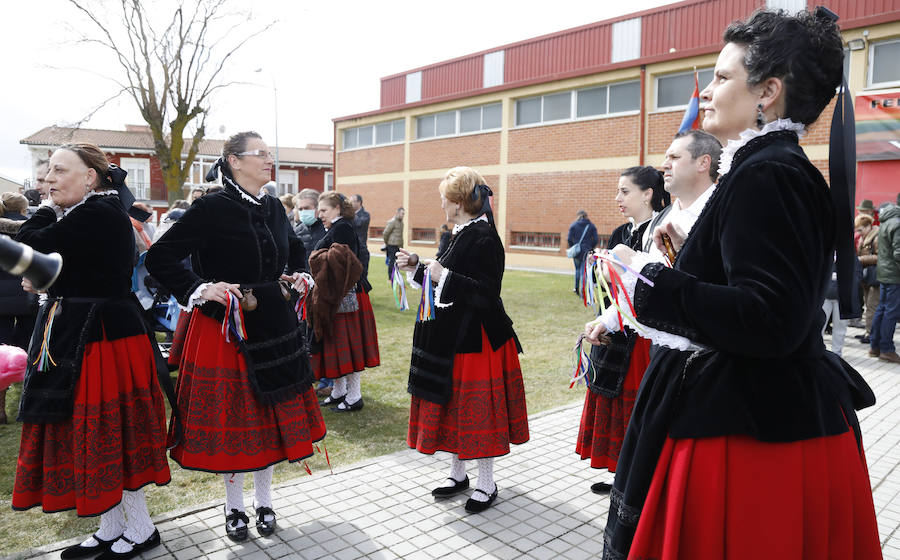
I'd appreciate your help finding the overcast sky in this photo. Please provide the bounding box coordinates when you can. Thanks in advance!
[0,0,675,183]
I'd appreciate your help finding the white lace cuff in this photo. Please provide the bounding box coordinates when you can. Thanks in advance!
[292,272,314,290]
[184,282,213,311]
[406,270,422,290]
[434,268,452,308]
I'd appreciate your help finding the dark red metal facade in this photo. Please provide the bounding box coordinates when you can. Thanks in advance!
[366,0,900,116]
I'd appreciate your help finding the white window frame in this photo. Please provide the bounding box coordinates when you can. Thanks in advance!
[654,68,714,112]
[406,71,422,103]
[513,80,641,129]
[413,102,503,142]
[340,119,406,152]
[867,38,900,89]
[324,172,333,191]
[119,157,151,200]
[278,169,298,196]
[183,155,222,190]
[484,50,505,88]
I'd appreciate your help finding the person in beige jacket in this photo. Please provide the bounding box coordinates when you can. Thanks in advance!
[856,214,879,343]
[382,207,405,280]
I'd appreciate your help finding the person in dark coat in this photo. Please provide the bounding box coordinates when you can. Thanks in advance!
[0,193,36,351]
[398,166,529,514]
[351,194,371,278]
[567,210,598,294]
[435,224,451,258]
[13,143,170,559]
[146,132,326,543]
[293,188,327,260]
[588,10,880,559]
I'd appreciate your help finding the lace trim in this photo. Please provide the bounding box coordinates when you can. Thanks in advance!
[434,268,452,308]
[223,175,262,206]
[717,118,805,176]
[451,214,488,235]
[184,282,213,311]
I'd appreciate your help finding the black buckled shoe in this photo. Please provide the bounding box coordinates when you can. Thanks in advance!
[61,534,121,559]
[255,506,277,537]
[95,529,160,560]
[464,485,498,513]
[332,397,363,412]
[224,508,250,542]
[321,394,345,407]
[590,482,613,494]
[431,476,470,498]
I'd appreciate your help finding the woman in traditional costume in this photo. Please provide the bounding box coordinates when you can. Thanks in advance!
[13,143,170,560]
[575,166,668,494]
[146,131,326,542]
[398,166,529,513]
[589,9,881,559]
[309,191,379,412]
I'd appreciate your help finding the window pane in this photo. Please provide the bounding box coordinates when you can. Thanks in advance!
[460,107,481,133]
[657,73,696,108]
[343,128,357,149]
[392,119,405,142]
[872,41,900,85]
[577,86,607,117]
[698,68,714,93]
[375,122,392,144]
[436,111,456,136]
[609,81,640,113]
[543,91,571,121]
[417,115,435,139]
[516,97,541,126]
[357,126,373,146]
[482,103,501,129]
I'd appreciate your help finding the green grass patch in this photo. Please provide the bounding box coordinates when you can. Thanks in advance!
[0,261,594,555]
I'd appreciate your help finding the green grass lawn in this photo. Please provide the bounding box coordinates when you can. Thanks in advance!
[0,261,595,555]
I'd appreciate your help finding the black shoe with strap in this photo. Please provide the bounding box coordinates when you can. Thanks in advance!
[333,397,364,412]
[255,506,277,537]
[590,482,613,494]
[61,534,121,559]
[225,508,250,542]
[464,485,498,513]
[432,475,470,498]
[95,529,160,560]
[321,394,345,407]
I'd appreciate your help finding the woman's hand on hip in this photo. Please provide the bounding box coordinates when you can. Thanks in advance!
[201,282,242,306]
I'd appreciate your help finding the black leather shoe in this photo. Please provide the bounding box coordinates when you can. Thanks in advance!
[332,397,363,412]
[255,506,277,537]
[591,482,613,494]
[224,508,249,542]
[321,394,345,407]
[464,485,498,513]
[95,529,160,560]
[431,476,470,498]
[61,534,120,559]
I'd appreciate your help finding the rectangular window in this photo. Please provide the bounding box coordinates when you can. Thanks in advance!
[375,122,392,144]
[656,68,714,110]
[609,81,640,113]
[368,226,385,239]
[576,86,607,118]
[543,91,572,121]
[612,18,641,63]
[406,71,422,103]
[417,114,435,139]
[392,119,405,142]
[869,39,900,88]
[510,231,561,249]
[357,126,373,147]
[435,111,456,136]
[484,50,505,88]
[342,119,405,150]
[415,103,502,140]
[516,97,542,126]
[482,103,502,129]
[411,228,436,243]
[343,128,357,150]
[516,80,639,128]
[459,106,481,133]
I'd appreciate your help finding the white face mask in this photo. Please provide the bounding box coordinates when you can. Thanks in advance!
[298,209,317,226]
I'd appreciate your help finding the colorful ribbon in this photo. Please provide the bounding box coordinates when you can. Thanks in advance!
[417,267,436,322]
[569,334,594,388]
[222,292,247,343]
[391,264,409,311]
[294,277,310,321]
[33,300,60,372]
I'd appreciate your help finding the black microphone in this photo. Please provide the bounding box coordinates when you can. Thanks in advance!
[0,236,63,291]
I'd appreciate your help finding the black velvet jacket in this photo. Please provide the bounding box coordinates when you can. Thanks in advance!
[587,220,648,397]
[146,183,313,403]
[603,131,876,559]
[14,194,147,423]
[314,218,371,292]
[407,219,521,405]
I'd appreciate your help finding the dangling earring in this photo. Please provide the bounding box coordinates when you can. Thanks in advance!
[756,103,766,129]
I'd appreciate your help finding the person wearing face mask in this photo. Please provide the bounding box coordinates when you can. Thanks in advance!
[12,143,171,560]
[308,192,379,412]
[146,131,326,543]
[293,188,326,259]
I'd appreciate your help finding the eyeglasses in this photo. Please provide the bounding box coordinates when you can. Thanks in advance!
[236,149,275,159]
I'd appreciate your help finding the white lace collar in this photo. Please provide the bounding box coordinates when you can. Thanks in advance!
[717,118,806,177]
[452,214,488,235]
[54,190,117,218]
[223,175,263,206]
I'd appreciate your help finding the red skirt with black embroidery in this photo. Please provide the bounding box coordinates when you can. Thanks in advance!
[13,335,171,517]
[310,291,380,379]
[166,311,190,368]
[575,336,651,471]
[407,330,530,459]
[168,310,327,473]
[628,430,882,559]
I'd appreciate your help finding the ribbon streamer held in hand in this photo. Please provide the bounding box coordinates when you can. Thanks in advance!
[417,267,436,322]
[391,264,409,311]
[294,277,310,321]
[33,300,60,372]
[581,256,597,308]
[222,292,247,343]
[569,334,595,388]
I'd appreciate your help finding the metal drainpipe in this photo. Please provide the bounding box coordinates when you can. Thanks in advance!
[639,64,646,166]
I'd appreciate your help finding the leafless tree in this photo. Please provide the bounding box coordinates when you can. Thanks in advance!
[68,0,272,202]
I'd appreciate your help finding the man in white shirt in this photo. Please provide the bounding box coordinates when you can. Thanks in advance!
[649,130,722,262]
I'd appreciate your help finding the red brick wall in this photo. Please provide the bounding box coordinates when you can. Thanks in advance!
[646,110,710,154]
[337,144,404,176]
[507,170,624,254]
[409,133,500,171]
[291,166,329,191]
[409,174,500,244]
[336,181,403,238]
[508,115,640,164]
[800,97,837,147]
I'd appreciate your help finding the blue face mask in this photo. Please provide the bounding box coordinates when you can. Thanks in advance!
[298,209,317,226]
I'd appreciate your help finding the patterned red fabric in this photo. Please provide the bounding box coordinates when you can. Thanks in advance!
[169,311,327,472]
[629,431,882,560]
[167,311,190,367]
[13,335,170,516]
[408,330,529,459]
[310,292,380,379]
[576,336,651,471]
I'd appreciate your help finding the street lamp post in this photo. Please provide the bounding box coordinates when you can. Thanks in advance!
[255,68,280,192]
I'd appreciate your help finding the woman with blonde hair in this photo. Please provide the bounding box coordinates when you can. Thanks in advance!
[397,166,529,513]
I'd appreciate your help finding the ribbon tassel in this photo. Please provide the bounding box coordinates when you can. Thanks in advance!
[417,267,436,322]
[390,264,409,311]
[222,292,247,343]
[33,300,60,372]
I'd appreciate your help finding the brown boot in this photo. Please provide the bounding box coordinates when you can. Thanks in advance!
[868,349,881,358]
[878,351,900,364]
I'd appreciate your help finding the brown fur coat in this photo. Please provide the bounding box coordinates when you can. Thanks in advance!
[308,243,362,340]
